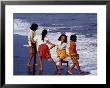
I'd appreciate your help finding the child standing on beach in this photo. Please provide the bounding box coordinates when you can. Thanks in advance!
[34,29,58,74]
[67,34,84,75]
[27,23,38,67]
[56,33,69,74]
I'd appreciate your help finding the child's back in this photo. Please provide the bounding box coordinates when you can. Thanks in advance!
[28,30,36,46]
[69,41,77,56]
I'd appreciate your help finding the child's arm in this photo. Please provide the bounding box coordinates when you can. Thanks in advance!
[31,39,36,44]
[50,44,56,49]
[45,38,56,49]
[32,36,38,43]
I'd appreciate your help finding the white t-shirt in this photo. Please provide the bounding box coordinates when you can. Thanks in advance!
[56,41,67,50]
[56,41,69,53]
[28,30,36,46]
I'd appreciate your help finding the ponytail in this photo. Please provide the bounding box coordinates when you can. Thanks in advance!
[41,29,47,42]
[42,34,46,42]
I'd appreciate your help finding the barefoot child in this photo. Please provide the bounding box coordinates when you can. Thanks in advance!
[27,23,38,67]
[56,33,69,73]
[67,34,84,75]
[34,29,57,74]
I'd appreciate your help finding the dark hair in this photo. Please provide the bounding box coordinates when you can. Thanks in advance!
[58,33,67,43]
[42,29,47,42]
[70,34,77,42]
[30,23,38,31]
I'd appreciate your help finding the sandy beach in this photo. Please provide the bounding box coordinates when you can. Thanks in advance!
[13,34,91,75]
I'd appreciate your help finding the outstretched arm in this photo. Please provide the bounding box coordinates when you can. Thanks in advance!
[47,41,56,49]
[46,38,56,49]
[50,44,56,49]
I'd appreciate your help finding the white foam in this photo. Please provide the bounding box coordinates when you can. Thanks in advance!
[49,33,97,75]
[14,18,83,36]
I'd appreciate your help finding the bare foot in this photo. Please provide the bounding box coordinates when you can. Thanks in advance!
[33,64,38,71]
[79,70,85,75]
[47,59,51,61]
[67,70,73,75]
[56,68,61,75]
[57,71,61,75]
[34,64,38,67]
[27,63,32,71]
[27,63,32,67]
[39,69,43,75]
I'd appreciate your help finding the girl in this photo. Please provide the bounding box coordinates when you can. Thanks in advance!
[67,34,84,75]
[27,23,38,67]
[56,33,69,73]
[34,29,57,74]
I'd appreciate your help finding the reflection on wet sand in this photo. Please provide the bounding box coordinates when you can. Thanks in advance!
[27,64,37,75]
[27,64,45,75]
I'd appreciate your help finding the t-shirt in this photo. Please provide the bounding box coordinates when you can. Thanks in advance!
[28,30,36,46]
[69,41,77,55]
[33,35,50,50]
[56,41,67,50]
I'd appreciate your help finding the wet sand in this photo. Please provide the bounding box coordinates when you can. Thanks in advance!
[13,34,90,75]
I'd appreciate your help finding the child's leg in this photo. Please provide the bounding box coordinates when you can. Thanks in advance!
[75,61,84,74]
[27,46,34,66]
[49,57,56,65]
[59,59,63,68]
[33,53,37,65]
[67,64,75,75]
[76,61,80,71]
[33,45,37,66]
[68,61,81,72]
[61,59,63,66]
[49,57,58,71]
[67,59,75,75]
[27,54,34,66]
[55,59,61,74]
[38,56,43,73]
[33,54,38,71]
[69,64,75,71]
[56,59,63,74]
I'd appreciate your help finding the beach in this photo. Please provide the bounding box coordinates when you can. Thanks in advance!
[13,13,97,75]
[13,33,95,75]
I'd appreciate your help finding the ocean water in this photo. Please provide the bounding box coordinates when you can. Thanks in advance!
[13,13,97,75]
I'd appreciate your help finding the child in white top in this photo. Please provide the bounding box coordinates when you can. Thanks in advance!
[56,33,69,74]
[27,23,38,67]
[34,29,58,74]
[28,29,36,46]
[34,35,51,50]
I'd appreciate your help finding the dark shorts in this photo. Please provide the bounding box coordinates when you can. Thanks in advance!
[29,43,37,54]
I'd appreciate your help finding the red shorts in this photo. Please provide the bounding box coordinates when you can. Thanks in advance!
[38,44,51,59]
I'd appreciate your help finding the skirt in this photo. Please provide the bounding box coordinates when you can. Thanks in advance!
[57,48,69,59]
[38,44,51,59]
